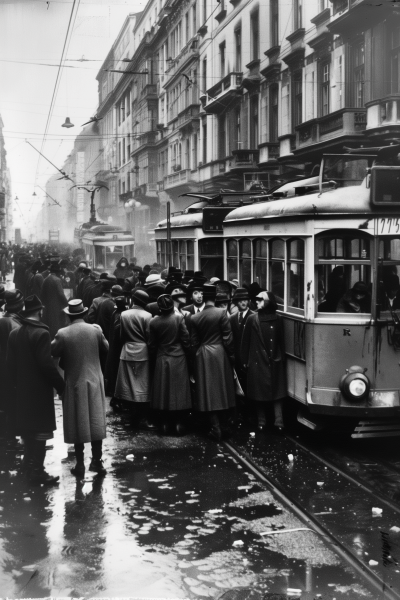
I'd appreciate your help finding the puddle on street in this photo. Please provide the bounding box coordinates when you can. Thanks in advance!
[0,405,376,598]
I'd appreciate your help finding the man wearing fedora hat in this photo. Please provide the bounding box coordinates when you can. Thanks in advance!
[51,299,109,477]
[0,290,24,444]
[41,260,68,339]
[115,289,156,430]
[183,282,205,315]
[190,283,236,441]
[6,295,65,485]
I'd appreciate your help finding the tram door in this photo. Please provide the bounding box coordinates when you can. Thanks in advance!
[375,234,400,394]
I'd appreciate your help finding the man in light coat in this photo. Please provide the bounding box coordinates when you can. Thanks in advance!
[115,289,155,429]
[51,299,109,477]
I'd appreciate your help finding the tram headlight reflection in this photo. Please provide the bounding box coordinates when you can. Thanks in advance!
[339,365,370,402]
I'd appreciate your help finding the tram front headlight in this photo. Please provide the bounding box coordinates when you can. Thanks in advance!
[339,365,370,403]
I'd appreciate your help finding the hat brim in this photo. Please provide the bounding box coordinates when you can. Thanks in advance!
[63,306,88,315]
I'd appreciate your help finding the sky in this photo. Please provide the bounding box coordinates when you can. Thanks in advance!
[0,0,146,236]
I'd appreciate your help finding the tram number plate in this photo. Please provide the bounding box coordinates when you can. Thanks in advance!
[378,217,400,235]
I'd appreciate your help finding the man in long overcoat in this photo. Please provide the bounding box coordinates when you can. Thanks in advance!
[190,284,236,441]
[149,294,191,435]
[96,284,123,341]
[86,275,116,322]
[51,299,109,477]
[41,261,68,339]
[230,287,254,395]
[6,294,65,485]
[0,290,24,442]
[76,266,92,300]
[105,296,127,404]
[115,289,155,429]
[241,291,286,432]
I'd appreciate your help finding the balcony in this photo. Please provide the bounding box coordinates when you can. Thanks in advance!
[178,105,200,132]
[295,108,367,151]
[133,183,159,198]
[329,0,391,35]
[204,72,243,114]
[164,168,194,190]
[366,96,400,140]
[230,149,259,171]
[258,143,279,165]
[141,83,157,100]
[164,39,199,85]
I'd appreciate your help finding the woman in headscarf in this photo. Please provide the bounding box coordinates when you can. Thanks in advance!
[113,257,133,286]
[241,291,286,432]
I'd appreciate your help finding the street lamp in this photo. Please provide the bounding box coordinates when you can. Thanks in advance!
[69,184,109,224]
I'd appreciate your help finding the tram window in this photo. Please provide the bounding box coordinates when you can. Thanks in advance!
[227,239,238,281]
[253,239,268,289]
[322,155,370,187]
[187,240,194,270]
[239,239,252,287]
[317,232,372,313]
[269,239,285,305]
[199,239,224,280]
[172,241,179,267]
[180,241,187,271]
[377,237,400,313]
[95,245,105,268]
[287,239,304,310]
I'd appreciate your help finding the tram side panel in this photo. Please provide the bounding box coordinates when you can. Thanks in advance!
[281,315,308,405]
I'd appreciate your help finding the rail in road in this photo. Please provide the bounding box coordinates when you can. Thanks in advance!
[224,430,400,600]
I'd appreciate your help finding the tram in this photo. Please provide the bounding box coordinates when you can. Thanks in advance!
[224,148,400,438]
[77,224,135,271]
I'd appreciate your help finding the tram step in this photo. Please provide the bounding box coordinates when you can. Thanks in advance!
[297,411,324,431]
[352,420,400,438]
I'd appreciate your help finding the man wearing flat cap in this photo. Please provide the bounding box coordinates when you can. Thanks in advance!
[41,260,68,339]
[51,299,109,477]
[6,295,65,485]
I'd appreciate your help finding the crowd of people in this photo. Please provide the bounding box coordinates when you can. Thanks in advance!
[0,246,287,487]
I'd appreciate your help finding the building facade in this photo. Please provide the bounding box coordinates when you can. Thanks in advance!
[0,116,13,242]
[40,0,400,261]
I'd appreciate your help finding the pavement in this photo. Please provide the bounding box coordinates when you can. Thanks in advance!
[0,401,376,600]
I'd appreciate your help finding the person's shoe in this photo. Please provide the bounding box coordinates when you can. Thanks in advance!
[208,427,222,442]
[28,468,60,486]
[89,459,107,475]
[70,461,85,478]
[175,423,186,436]
[160,422,169,435]
[138,419,158,431]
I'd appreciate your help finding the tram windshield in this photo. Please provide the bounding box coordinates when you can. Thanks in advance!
[316,232,372,314]
[377,237,400,316]
[322,155,373,188]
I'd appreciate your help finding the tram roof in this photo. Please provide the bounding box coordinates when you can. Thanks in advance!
[224,184,372,224]
[156,212,203,229]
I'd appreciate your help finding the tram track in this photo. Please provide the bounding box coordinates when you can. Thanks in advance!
[285,434,400,516]
[223,435,400,600]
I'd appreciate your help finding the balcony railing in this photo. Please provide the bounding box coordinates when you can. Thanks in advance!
[204,72,243,114]
[295,108,367,150]
[164,169,192,189]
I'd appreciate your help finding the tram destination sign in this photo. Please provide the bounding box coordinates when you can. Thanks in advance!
[377,217,400,235]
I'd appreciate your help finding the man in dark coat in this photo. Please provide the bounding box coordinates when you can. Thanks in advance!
[41,261,68,339]
[230,287,254,397]
[6,295,65,484]
[26,261,44,299]
[84,272,109,309]
[241,291,286,432]
[113,257,133,286]
[190,284,236,441]
[149,294,191,435]
[0,290,24,442]
[76,266,92,300]
[96,284,123,341]
[106,296,127,404]
[87,275,117,326]
[13,255,28,295]
[73,260,88,297]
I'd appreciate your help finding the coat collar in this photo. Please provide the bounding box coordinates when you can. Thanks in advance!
[19,316,49,330]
